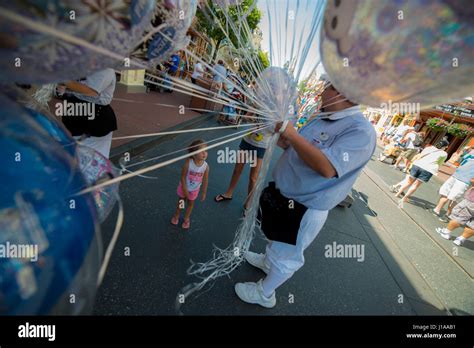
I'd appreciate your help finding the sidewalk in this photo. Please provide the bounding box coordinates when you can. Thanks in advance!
[110,83,204,148]
[93,117,473,315]
[368,146,474,279]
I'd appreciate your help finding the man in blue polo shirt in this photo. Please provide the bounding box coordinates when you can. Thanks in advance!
[234,76,377,308]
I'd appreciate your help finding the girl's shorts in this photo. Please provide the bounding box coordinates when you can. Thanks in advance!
[177,183,200,201]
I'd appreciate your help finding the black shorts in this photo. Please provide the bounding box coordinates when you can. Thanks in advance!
[61,95,117,137]
[239,139,266,159]
[410,165,433,183]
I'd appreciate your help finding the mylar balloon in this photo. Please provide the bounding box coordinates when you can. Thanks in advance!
[320,0,474,108]
[139,0,197,65]
[0,0,156,84]
[0,93,101,314]
[77,145,119,223]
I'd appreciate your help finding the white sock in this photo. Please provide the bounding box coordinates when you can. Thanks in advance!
[457,236,466,241]
[261,270,292,298]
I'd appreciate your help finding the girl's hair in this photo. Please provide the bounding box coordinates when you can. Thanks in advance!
[188,139,206,153]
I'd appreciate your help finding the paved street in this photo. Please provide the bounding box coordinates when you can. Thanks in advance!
[93,117,473,315]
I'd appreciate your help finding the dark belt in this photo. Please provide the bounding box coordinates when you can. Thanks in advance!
[257,182,308,245]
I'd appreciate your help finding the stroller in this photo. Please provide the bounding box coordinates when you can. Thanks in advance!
[378,142,403,164]
[145,63,173,93]
[218,74,246,126]
[219,89,245,125]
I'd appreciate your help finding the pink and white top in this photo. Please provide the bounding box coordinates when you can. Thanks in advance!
[186,158,208,191]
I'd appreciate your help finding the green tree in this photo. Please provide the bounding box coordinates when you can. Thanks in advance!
[257,50,270,69]
[196,0,262,62]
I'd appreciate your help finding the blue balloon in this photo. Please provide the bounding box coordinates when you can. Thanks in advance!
[27,108,77,156]
[0,94,101,315]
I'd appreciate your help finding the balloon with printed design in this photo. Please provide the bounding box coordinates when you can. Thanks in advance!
[0,93,101,315]
[0,0,156,84]
[77,145,119,223]
[320,0,474,108]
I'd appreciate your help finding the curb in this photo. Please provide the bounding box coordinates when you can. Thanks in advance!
[109,112,217,164]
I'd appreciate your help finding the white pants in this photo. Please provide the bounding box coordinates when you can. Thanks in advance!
[74,132,113,159]
[439,176,469,202]
[264,209,329,277]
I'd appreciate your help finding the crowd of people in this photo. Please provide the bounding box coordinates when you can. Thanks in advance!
[378,121,474,248]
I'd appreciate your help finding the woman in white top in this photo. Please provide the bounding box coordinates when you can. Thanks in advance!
[191,61,204,84]
[394,139,449,207]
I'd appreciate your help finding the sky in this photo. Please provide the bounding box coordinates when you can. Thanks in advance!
[256,0,326,82]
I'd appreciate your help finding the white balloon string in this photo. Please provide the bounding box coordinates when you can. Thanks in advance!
[97,194,124,287]
[124,124,268,170]
[75,123,275,196]
[112,123,264,140]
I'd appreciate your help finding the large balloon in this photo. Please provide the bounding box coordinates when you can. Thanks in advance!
[0,0,156,84]
[28,108,77,156]
[77,145,119,223]
[0,94,102,315]
[133,0,197,64]
[320,0,474,109]
[25,104,118,222]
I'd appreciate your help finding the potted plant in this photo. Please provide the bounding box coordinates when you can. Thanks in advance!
[426,118,449,132]
[446,123,474,138]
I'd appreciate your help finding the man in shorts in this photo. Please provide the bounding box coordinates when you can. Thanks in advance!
[436,181,474,247]
[432,158,474,220]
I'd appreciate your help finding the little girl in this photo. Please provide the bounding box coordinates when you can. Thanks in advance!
[171,139,209,229]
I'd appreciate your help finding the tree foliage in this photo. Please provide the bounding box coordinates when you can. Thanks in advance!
[196,0,262,61]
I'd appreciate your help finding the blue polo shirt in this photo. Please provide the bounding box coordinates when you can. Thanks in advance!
[453,159,474,184]
[273,106,376,210]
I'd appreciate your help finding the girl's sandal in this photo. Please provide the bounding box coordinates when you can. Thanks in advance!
[171,216,179,225]
[182,219,190,229]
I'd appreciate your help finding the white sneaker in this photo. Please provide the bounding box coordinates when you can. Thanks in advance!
[244,251,270,275]
[453,237,465,246]
[389,185,398,193]
[435,227,451,240]
[234,279,276,308]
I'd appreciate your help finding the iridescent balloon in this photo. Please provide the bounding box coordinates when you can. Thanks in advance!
[28,108,77,156]
[0,0,156,84]
[77,145,119,223]
[142,0,197,64]
[0,93,101,315]
[320,0,474,108]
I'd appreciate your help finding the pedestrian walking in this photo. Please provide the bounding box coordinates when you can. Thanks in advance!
[394,140,449,208]
[432,158,474,220]
[436,182,474,247]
